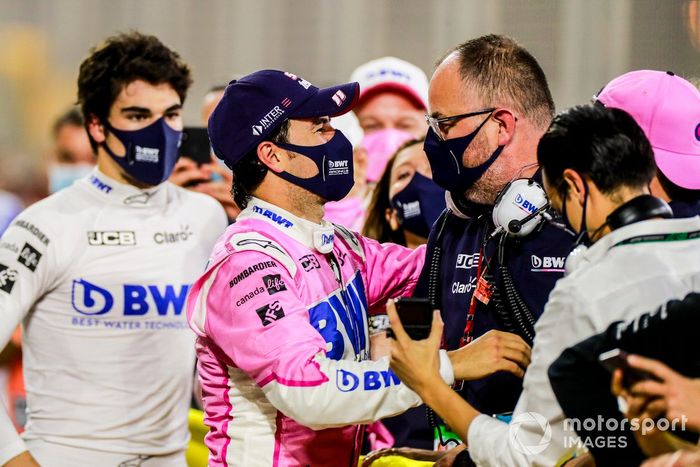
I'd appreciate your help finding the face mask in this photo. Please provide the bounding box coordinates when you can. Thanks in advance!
[361,128,414,183]
[275,130,355,202]
[390,172,446,238]
[561,182,593,246]
[48,163,94,193]
[423,115,503,194]
[102,117,182,186]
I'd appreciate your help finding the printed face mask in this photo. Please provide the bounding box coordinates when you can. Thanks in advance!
[390,172,446,238]
[275,130,355,202]
[361,128,414,183]
[423,114,503,193]
[102,117,182,186]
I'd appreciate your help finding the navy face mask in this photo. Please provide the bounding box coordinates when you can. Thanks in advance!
[275,130,355,202]
[423,114,504,194]
[102,117,182,186]
[390,172,446,238]
[561,182,592,246]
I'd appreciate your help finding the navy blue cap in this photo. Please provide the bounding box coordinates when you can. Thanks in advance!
[209,70,360,166]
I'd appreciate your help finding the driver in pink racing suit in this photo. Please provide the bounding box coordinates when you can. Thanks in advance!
[186,70,455,467]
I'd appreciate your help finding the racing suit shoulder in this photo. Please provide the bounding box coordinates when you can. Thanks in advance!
[0,190,82,464]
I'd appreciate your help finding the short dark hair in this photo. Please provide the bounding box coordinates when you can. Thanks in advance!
[52,107,84,138]
[77,31,192,152]
[230,120,290,209]
[538,105,656,198]
[446,34,555,129]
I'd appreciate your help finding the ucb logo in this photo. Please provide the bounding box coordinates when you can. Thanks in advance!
[531,255,565,271]
[71,278,189,316]
[88,231,136,246]
[336,369,360,392]
[514,194,538,214]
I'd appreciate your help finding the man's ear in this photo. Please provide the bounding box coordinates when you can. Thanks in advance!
[492,108,517,147]
[562,168,587,205]
[87,114,106,145]
[257,141,284,173]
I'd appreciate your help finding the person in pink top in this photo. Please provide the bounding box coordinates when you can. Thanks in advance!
[186,70,459,467]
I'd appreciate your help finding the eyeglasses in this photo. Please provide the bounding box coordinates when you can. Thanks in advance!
[425,107,496,140]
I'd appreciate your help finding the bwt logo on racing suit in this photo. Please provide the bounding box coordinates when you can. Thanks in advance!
[309,273,368,361]
[514,193,538,215]
[336,368,401,392]
[530,255,566,272]
[71,278,189,316]
[252,206,293,228]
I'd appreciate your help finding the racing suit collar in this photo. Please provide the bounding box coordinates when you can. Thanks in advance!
[239,197,336,253]
[565,216,700,275]
[84,168,167,206]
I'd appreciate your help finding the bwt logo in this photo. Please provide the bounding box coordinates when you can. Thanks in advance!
[514,194,538,214]
[134,146,159,163]
[336,369,401,392]
[71,279,189,316]
[328,160,349,169]
[252,206,293,228]
[531,255,565,271]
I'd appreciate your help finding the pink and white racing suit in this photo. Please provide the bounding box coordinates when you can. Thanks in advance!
[187,197,454,467]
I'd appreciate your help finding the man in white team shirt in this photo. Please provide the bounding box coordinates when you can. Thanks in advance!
[0,32,226,467]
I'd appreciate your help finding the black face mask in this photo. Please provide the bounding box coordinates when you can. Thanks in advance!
[560,185,593,246]
[390,172,446,238]
[423,114,504,194]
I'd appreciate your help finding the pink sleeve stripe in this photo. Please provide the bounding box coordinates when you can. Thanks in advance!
[258,371,329,388]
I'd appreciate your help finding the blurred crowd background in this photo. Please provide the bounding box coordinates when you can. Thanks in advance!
[1,0,700,204]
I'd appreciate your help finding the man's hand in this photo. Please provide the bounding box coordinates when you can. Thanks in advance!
[170,157,239,220]
[168,157,212,187]
[3,451,39,467]
[387,299,444,395]
[642,449,700,467]
[627,355,700,432]
[447,330,531,380]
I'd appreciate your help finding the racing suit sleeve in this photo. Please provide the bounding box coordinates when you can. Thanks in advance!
[0,215,61,464]
[190,250,454,430]
[467,283,589,466]
[357,236,426,315]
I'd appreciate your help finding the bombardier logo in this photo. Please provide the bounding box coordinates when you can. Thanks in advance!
[530,255,566,272]
[328,160,349,176]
